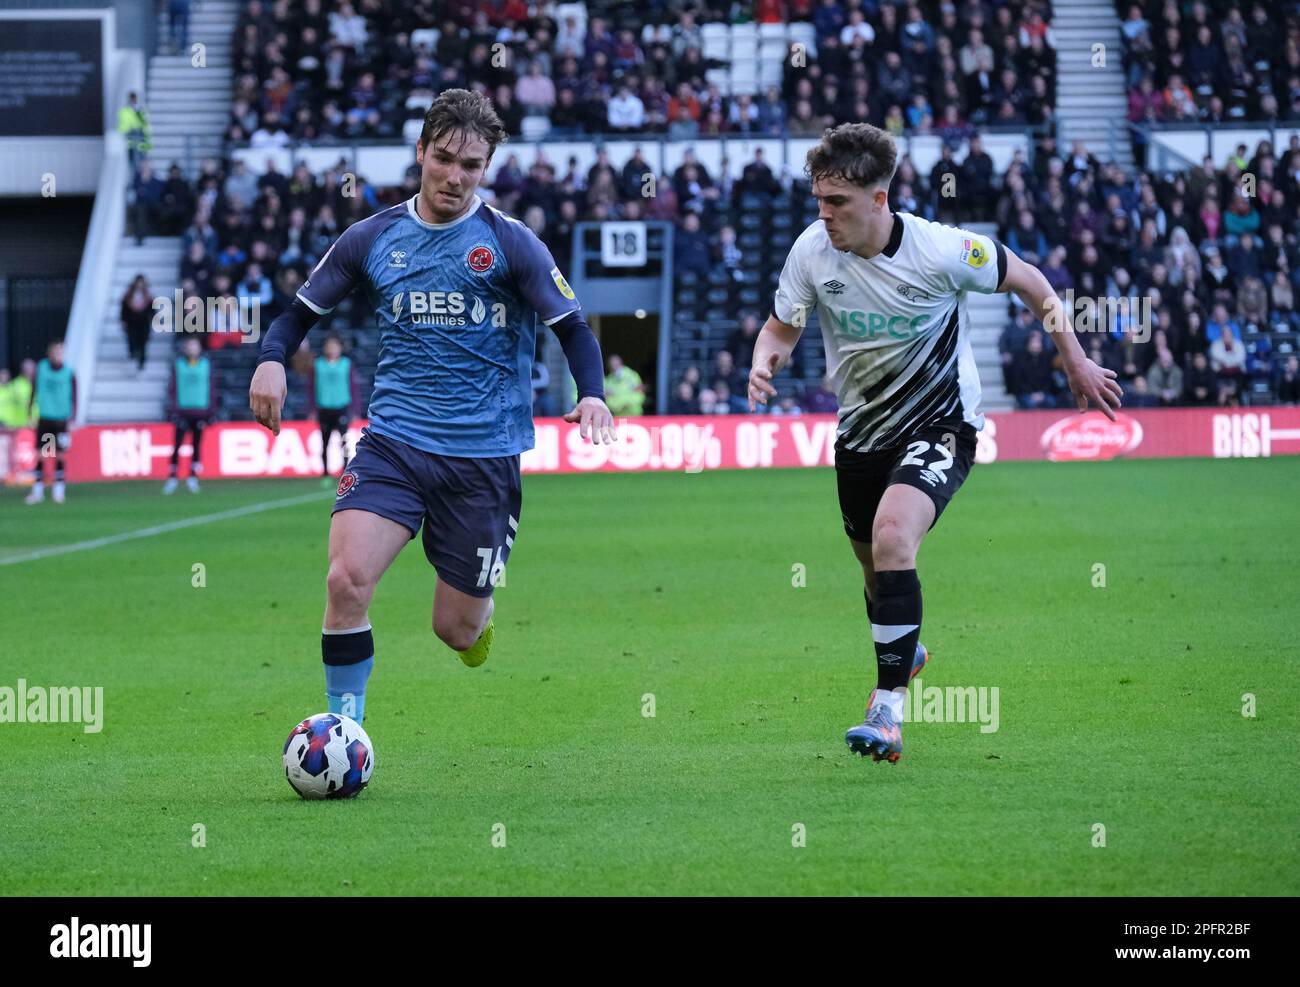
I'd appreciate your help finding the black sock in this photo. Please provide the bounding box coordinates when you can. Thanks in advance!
[872,569,921,692]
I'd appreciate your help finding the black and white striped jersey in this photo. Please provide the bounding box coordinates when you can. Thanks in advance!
[773,212,1007,453]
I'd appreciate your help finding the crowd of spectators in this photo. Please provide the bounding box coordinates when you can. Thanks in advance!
[996,134,1300,408]
[123,1,1300,418]
[1120,1,1300,142]
[226,0,1056,146]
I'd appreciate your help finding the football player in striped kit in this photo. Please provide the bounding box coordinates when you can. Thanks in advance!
[749,123,1122,762]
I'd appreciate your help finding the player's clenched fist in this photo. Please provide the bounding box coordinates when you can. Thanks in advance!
[748,352,780,411]
[249,361,288,435]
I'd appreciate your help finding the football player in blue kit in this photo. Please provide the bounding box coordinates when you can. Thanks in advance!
[250,89,614,721]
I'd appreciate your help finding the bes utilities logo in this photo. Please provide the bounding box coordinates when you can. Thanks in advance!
[390,290,487,326]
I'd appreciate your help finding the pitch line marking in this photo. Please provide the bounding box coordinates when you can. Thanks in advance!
[0,491,331,566]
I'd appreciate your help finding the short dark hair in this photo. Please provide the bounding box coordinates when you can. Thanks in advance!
[806,123,897,190]
[419,88,509,160]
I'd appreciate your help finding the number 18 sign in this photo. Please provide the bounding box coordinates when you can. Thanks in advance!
[601,221,647,267]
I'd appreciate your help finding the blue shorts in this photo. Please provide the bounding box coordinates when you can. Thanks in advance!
[333,427,522,597]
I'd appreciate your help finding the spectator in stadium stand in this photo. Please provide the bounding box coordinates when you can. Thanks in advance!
[120,275,155,373]
[669,380,700,415]
[1183,351,1214,406]
[1207,303,1243,345]
[960,134,995,221]
[737,147,783,201]
[1277,356,1300,404]
[163,336,217,495]
[1210,330,1247,405]
[516,60,556,115]
[1007,210,1049,267]
[167,0,190,51]
[1271,271,1295,325]
[999,306,1038,393]
[307,333,362,484]
[725,312,762,370]
[620,147,654,200]
[697,386,722,414]
[770,394,804,416]
[1147,347,1185,406]
[673,212,712,277]
[158,163,195,235]
[1202,245,1235,303]
[716,225,744,281]
[604,355,645,417]
[117,91,151,172]
[803,376,838,414]
[1040,246,1074,293]
[180,240,214,299]
[710,350,747,403]
[1115,318,1153,385]
[757,86,786,135]
[1010,330,1058,409]
[130,161,164,244]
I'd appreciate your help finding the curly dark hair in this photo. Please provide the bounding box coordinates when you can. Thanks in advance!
[805,122,898,190]
[419,88,509,159]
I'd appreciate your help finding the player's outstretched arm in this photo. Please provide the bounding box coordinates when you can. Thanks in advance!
[999,251,1123,420]
[250,299,320,434]
[748,315,803,411]
[551,310,615,444]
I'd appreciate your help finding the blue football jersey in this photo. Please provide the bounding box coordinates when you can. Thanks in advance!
[298,194,579,457]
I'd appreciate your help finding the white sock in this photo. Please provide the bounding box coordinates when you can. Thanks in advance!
[873,689,905,719]
[30,481,44,496]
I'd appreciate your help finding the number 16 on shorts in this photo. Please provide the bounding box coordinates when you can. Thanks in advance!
[475,514,517,589]
[476,546,507,588]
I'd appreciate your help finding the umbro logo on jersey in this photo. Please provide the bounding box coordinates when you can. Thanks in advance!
[388,250,408,268]
[823,279,846,295]
[918,469,940,487]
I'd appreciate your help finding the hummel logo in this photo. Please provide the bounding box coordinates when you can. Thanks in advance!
[389,250,408,268]
[823,279,846,295]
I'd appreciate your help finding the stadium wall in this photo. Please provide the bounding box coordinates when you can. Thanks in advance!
[7,408,1300,483]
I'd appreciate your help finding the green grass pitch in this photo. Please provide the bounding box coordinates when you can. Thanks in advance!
[2,457,1298,896]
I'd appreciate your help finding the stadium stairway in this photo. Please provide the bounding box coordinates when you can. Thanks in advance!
[147,0,236,177]
[964,223,1013,412]
[85,0,237,424]
[86,238,185,424]
[1052,0,1134,173]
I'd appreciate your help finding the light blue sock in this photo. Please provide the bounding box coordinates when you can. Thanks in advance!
[326,656,373,721]
[323,624,374,722]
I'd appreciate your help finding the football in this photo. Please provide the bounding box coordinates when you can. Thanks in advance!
[282,713,375,800]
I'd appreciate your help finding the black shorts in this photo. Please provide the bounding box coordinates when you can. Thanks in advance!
[835,421,977,541]
[333,427,522,598]
[35,419,70,452]
[173,411,210,431]
[318,408,348,435]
